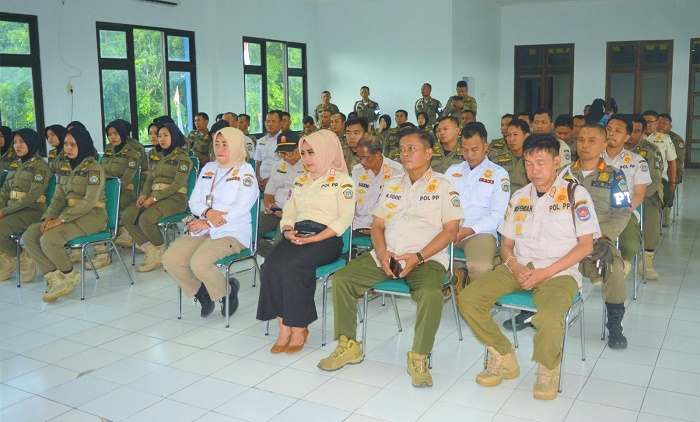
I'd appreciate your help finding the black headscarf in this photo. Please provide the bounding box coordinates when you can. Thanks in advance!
[157,123,185,156]
[0,126,12,156]
[378,114,392,131]
[585,99,606,124]
[14,129,43,162]
[67,120,86,131]
[105,120,129,153]
[45,124,67,152]
[66,127,98,169]
[153,115,175,126]
[114,119,133,136]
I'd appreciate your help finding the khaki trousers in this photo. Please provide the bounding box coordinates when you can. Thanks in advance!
[162,234,244,301]
[458,233,497,279]
[458,265,578,370]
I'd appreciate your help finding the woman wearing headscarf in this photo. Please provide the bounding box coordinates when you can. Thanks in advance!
[91,120,143,263]
[45,124,69,175]
[122,123,192,272]
[163,127,258,318]
[257,129,355,354]
[0,126,19,172]
[22,127,106,302]
[375,114,392,144]
[66,121,86,131]
[585,98,606,125]
[0,129,52,283]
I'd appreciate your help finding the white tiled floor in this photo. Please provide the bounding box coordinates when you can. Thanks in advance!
[1,172,699,422]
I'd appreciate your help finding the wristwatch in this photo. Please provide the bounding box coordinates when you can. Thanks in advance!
[416,252,425,265]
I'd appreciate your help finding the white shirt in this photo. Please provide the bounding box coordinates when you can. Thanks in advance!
[499,175,601,287]
[244,135,256,160]
[646,132,677,181]
[351,157,403,229]
[253,131,281,179]
[188,161,259,246]
[603,149,652,188]
[264,159,305,209]
[445,158,510,240]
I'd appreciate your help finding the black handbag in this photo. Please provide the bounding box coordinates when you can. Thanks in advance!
[294,220,327,236]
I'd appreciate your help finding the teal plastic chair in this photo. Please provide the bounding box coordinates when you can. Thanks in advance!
[351,234,372,250]
[153,156,198,253]
[264,228,353,344]
[65,177,134,300]
[187,197,260,328]
[360,243,464,358]
[262,230,277,241]
[0,170,7,187]
[10,174,58,288]
[489,289,585,393]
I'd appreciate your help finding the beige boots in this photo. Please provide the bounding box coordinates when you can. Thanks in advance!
[0,252,14,281]
[137,242,164,272]
[114,227,133,248]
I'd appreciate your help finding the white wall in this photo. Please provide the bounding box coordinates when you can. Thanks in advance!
[2,0,320,149]
[499,0,700,138]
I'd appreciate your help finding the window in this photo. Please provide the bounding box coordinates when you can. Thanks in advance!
[514,44,574,118]
[243,37,307,134]
[97,22,197,145]
[0,13,44,133]
[687,38,700,167]
[606,40,673,114]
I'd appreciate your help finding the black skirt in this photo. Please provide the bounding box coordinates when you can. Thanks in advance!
[256,236,342,327]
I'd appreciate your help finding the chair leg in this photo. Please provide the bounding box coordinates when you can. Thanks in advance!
[83,246,99,280]
[357,303,363,323]
[265,320,270,336]
[381,293,386,306]
[321,276,328,346]
[483,345,488,369]
[601,304,607,341]
[449,284,463,341]
[633,253,638,300]
[362,291,369,356]
[510,309,519,349]
[579,301,586,362]
[15,239,21,288]
[252,257,259,288]
[389,295,402,333]
[178,286,182,320]
[80,246,86,300]
[225,267,230,329]
[131,240,136,266]
[111,241,133,285]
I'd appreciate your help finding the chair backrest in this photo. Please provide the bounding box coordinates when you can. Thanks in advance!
[45,175,57,206]
[341,228,352,260]
[249,196,260,253]
[186,166,197,198]
[0,170,7,187]
[189,155,200,173]
[104,177,121,236]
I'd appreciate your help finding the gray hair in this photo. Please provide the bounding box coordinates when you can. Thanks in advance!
[357,136,383,155]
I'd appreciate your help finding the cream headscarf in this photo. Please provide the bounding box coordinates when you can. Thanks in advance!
[214,127,247,168]
[299,129,348,179]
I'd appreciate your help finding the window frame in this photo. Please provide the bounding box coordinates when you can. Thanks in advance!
[686,38,700,168]
[96,21,198,146]
[605,40,673,114]
[513,43,575,117]
[0,12,45,138]
[242,36,307,136]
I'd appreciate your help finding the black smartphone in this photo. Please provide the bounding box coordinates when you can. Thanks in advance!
[389,257,403,277]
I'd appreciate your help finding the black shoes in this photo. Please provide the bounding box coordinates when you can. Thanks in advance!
[221,277,240,317]
[502,311,534,331]
[605,302,628,349]
[194,284,215,318]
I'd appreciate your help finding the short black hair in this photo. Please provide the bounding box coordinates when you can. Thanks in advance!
[631,114,647,131]
[523,133,560,158]
[223,111,237,119]
[398,126,433,148]
[332,112,346,122]
[658,113,672,122]
[416,111,429,122]
[461,122,487,142]
[238,114,250,123]
[554,114,573,129]
[378,114,391,128]
[516,111,531,120]
[456,80,468,88]
[321,90,330,95]
[450,95,464,102]
[533,108,552,121]
[395,109,408,118]
[509,118,531,134]
[196,112,209,121]
[437,115,460,127]
[641,110,659,118]
[501,113,514,121]
[345,116,368,132]
[581,123,607,138]
[573,114,585,121]
[215,113,223,121]
[280,111,290,119]
[302,116,315,125]
[209,119,229,134]
[360,85,370,91]
[347,111,358,119]
[608,114,633,134]
[266,110,282,120]
[398,122,416,129]
[605,98,618,113]
[422,82,432,89]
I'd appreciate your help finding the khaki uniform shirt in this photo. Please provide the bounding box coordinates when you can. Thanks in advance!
[603,149,652,190]
[500,176,601,287]
[0,149,19,173]
[102,142,142,196]
[351,157,403,229]
[341,141,358,174]
[48,148,69,176]
[383,128,401,161]
[314,103,340,122]
[353,99,380,124]
[563,160,631,240]
[371,169,463,269]
[44,156,107,224]
[280,169,356,236]
[127,137,148,175]
[431,140,464,174]
[646,132,677,181]
[445,158,510,239]
[668,130,685,183]
[488,145,529,194]
[264,159,305,209]
[444,95,477,115]
[141,148,192,201]
[414,97,442,126]
[0,155,52,216]
[626,140,664,200]
[188,130,211,166]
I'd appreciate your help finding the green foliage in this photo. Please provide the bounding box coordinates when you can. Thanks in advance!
[99,30,126,58]
[0,21,29,54]
[101,69,130,126]
[0,67,36,129]
[134,29,166,141]
[266,41,285,111]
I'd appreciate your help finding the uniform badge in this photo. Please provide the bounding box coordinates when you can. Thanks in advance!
[128,161,136,168]
[555,187,568,204]
[385,202,397,209]
[179,164,188,172]
[483,169,493,179]
[242,176,254,187]
[451,172,462,177]
[426,179,439,193]
[575,205,591,222]
[343,188,353,199]
[388,184,401,193]
[34,174,44,182]
[501,178,509,192]
[598,172,610,182]
[640,162,649,172]
[89,175,99,184]
[639,150,647,158]
[515,223,523,236]
[450,194,460,208]
[623,154,632,165]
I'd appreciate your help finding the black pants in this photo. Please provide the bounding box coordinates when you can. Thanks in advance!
[256,236,342,327]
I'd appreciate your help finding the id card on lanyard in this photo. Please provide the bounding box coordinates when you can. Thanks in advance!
[206,166,235,208]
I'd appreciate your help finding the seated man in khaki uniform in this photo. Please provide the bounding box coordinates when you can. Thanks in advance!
[318,127,462,388]
[459,134,600,401]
